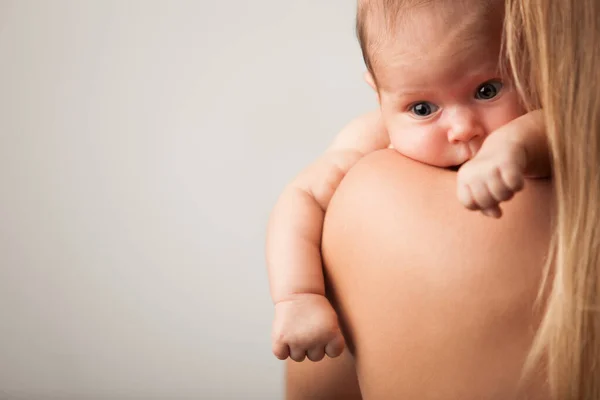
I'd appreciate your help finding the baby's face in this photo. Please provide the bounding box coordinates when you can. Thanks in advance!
[371,6,523,168]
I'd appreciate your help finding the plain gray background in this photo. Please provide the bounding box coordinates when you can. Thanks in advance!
[0,1,374,399]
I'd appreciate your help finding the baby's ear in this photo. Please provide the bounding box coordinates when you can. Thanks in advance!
[363,71,381,105]
[363,71,377,92]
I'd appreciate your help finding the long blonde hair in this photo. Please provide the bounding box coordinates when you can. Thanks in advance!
[504,0,600,398]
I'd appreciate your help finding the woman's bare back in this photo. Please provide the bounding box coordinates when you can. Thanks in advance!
[288,150,552,399]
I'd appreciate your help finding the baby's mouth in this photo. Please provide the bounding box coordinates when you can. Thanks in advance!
[468,141,481,158]
[449,142,481,171]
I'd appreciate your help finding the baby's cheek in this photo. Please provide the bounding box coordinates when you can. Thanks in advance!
[388,127,436,163]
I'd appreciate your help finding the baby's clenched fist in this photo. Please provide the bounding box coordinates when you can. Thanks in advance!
[272,293,345,362]
[457,133,527,218]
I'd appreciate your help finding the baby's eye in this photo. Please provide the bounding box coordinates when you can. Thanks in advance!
[409,101,439,118]
[475,80,503,100]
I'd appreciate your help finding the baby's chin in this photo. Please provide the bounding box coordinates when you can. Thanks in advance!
[447,158,471,171]
[395,149,467,171]
[436,159,467,171]
[423,152,471,172]
[442,153,473,171]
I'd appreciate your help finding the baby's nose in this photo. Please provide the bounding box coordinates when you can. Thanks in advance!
[447,110,484,143]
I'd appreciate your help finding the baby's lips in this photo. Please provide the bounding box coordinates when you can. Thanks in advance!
[453,145,473,166]
[468,140,483,159]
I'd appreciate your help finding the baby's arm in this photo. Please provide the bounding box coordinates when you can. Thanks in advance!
[267,110,389,362]
[457,110,550,217]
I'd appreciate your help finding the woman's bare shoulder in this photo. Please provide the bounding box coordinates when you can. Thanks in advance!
[320,149,552,400]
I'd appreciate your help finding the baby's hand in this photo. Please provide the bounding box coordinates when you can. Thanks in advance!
[457,134,527,218]
[272,293,345,362]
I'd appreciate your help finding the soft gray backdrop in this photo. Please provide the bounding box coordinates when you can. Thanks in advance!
[0,1,374,399]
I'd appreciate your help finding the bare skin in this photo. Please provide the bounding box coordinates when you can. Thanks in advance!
[267,0,551,361]
[267,111,388,361]
[285,350,361,400]
[457,110,550,217]
[286,149,552,400]
[268,107,549,362]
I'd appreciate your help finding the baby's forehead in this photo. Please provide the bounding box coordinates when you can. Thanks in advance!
[363,1,502,56]
[375,46,503,98]
[375,23,500,66]
[366,2,503,82]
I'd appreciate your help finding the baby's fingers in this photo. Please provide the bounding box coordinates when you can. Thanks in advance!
[487,168,516,203]
[272,341,290,361]
[482,205,502,219]
[457,183,478,210]
[470,181,499,211]
[325,334,345,359]
[500,165,525,192]
[289,346,307,362]
[307,346,326,362]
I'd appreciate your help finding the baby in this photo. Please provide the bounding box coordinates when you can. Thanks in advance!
[266,0,550,362]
